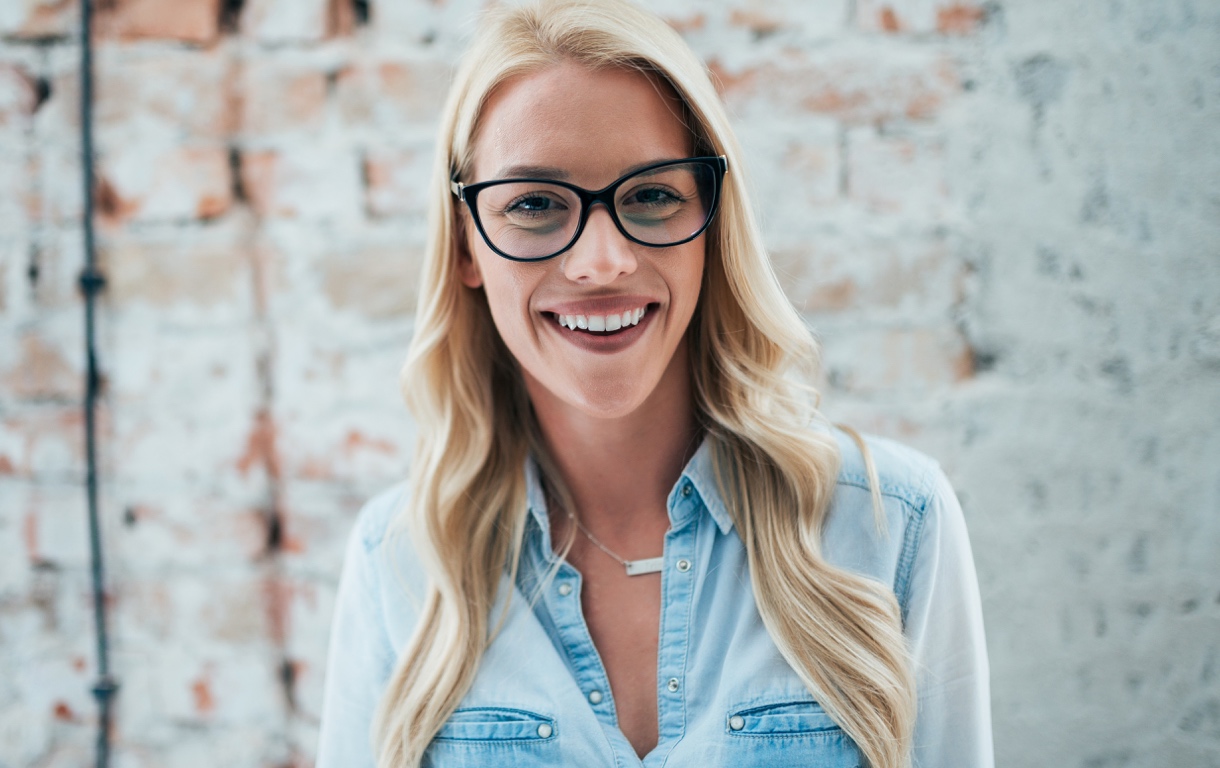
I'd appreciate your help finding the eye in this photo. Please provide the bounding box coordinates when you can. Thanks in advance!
[504,193,568,216]
[624,186,682,207]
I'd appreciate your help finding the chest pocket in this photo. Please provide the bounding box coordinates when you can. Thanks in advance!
[424,707,560,768]
[720,699,862,768]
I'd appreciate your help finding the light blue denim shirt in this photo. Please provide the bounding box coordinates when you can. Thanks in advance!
[317,429,993,767]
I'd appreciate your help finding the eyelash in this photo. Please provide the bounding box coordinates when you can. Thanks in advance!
[501,193,567,216]
[624,186,684,206]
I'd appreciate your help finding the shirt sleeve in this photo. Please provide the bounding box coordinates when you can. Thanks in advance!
[904,466,994,768]
[316,511,397,768]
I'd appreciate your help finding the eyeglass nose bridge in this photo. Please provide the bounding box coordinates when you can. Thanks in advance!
[570,185,628,241]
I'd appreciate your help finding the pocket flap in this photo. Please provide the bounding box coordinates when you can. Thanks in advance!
[727,699,841,736]
[435,707,557,742]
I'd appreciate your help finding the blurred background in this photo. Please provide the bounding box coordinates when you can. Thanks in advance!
[1,0,1218,765]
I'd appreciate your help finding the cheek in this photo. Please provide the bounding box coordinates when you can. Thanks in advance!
[472,249,542,348]
[671,246,707,319]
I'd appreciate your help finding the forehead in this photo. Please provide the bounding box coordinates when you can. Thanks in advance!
[470,61,693,185]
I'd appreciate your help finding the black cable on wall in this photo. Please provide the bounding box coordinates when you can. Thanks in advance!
[76,1,118,765]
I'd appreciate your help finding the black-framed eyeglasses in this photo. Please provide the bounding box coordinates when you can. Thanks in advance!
[450,155,729,262]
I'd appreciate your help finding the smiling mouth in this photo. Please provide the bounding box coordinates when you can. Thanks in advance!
[550,305,649,333]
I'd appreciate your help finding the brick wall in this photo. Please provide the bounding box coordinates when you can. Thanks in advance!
[1,1,1217,766]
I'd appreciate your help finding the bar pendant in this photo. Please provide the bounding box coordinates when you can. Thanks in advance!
[624,557,664,576]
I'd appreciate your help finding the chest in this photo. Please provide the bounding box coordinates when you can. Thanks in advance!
[419,521,867,767]
[577,549,664,757]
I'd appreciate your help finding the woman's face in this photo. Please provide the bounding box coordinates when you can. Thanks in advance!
[459,62,706,420]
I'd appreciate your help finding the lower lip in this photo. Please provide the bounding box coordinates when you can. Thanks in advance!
[544,308,655,354]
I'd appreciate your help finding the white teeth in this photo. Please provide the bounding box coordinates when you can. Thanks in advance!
[554,306,648,332]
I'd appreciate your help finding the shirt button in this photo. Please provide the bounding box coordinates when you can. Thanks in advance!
[676,558,691,572]
[681,483,692,497]
[666,678,680,692]
[588,690,603,704]
[729,715,745,731]
[557,582,572,596]
[537,723,553,738]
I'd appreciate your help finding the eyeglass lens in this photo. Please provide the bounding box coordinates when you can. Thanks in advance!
[474,161,717,260]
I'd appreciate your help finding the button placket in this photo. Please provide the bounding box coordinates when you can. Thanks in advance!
[654,509,701,747]
[541,563,617,731]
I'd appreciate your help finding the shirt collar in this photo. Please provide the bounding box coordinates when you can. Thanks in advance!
[678,437,734,534]
[523,436,735,539]
[525,453,550,533]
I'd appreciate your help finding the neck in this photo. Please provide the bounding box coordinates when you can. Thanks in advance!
[525,340,701,536]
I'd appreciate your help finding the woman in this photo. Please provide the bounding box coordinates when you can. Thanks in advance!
[318,1,992,766]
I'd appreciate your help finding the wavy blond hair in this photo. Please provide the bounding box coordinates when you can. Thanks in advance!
[375,1,916,766]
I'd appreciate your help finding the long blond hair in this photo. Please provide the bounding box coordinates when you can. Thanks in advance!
[376,1,917,766]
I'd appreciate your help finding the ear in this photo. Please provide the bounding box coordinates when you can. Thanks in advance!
[454,214,484,289]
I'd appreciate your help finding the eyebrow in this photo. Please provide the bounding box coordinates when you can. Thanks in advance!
[489,158,685,182]
[493,164,570,180]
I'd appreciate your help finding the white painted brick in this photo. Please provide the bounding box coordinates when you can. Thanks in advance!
[0,403,91,482]
[0,150,29,233]
[112,493,269,574]
[27,144,85,226]
[95,45,236,145]
[97,142,232,224]
[368,0,486,49]
[106,330,264,493]
[775,232,965,322]
[240,144,364,222]
[0,0,75,39]
[710,38,961,123]
[846,125,948,221]
[363,144,433,219]
[821,325,972,393]
[855,0,986,35]
[278,483,375,575]
[238,55,329,137]
[334,55,452,138]
[0,61,38,132]
[735,116,842,237]
[241,0,332,45]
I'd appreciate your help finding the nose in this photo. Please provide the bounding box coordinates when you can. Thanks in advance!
[561,203,638,285]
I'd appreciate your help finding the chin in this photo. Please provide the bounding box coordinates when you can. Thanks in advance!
[564,379,656,421]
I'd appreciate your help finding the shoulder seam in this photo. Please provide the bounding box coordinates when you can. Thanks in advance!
[835,472,933,509]
[893,462,941,619]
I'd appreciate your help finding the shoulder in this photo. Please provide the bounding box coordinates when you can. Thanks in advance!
[822,427,960,616]
[831,426,942,509]
[340,480,430,643]
[349,479,412,554]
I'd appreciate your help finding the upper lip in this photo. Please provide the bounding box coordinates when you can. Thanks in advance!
[538,295,658,316]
